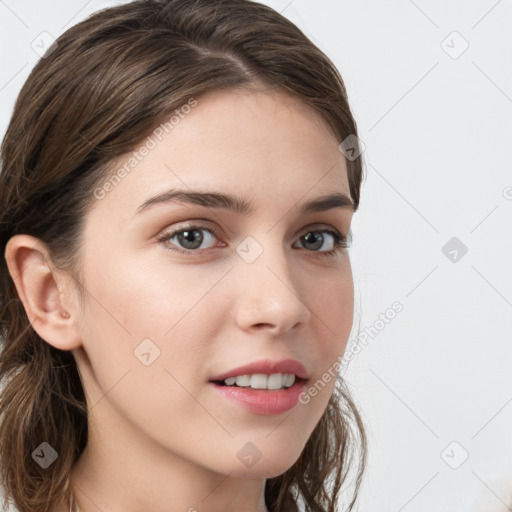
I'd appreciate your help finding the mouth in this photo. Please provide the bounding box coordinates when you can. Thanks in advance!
[210,373,308,390]
[208,375,308,415]
[208,357,309,384]
[207,358,310,414]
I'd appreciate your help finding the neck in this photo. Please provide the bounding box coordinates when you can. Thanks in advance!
[69,406,269,512]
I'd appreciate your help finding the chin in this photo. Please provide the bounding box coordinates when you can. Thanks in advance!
[225,443,304,479]
[227,460,296,479]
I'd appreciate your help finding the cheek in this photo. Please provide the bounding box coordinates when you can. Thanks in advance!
[307,262,354,352]
[84,245,225,337]
[78,250,229,390]
[300,264,353,410]
[75,253,225,449]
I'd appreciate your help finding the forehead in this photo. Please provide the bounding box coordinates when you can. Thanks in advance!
[90,88,351,222]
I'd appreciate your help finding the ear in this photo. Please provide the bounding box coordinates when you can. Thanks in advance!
[4,234,82,351]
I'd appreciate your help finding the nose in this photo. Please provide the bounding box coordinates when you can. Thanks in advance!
[233,238,312,336]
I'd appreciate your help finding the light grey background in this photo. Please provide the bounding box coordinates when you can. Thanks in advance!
[1,1,511,511]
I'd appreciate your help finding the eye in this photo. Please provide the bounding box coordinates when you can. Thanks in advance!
[157,224,351,257]
[157,225,222,253]
[295,228,351,257]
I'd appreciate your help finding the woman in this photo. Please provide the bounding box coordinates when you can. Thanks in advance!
[0,1,367,511]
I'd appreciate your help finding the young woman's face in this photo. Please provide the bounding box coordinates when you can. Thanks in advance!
[72,88,355,479]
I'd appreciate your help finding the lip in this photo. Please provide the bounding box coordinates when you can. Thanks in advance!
[208,358,309,382]
[209,379,307,415]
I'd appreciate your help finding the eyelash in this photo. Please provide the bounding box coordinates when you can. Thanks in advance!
[157,224,352,258]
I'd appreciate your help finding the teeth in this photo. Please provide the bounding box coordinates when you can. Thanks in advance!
[267,373,282,390]
[223,373,296,389]
[284,373,295,387]
[250,374,268,389]
[235,375,251,387]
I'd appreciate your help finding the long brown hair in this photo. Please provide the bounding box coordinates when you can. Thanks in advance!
[0,1,367,511]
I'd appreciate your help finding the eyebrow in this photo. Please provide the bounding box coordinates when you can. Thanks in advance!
[135,189,356,215]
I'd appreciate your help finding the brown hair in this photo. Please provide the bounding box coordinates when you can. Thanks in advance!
[0,1,367,511]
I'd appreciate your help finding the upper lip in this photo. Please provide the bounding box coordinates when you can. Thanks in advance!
[209,358,309,382]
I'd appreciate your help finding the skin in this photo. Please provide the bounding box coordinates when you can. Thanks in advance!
[5,88,355,512]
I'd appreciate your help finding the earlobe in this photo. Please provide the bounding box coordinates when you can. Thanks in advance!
[4,234,82,351]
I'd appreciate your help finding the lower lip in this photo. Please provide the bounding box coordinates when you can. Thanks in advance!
[209,380,307,415]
